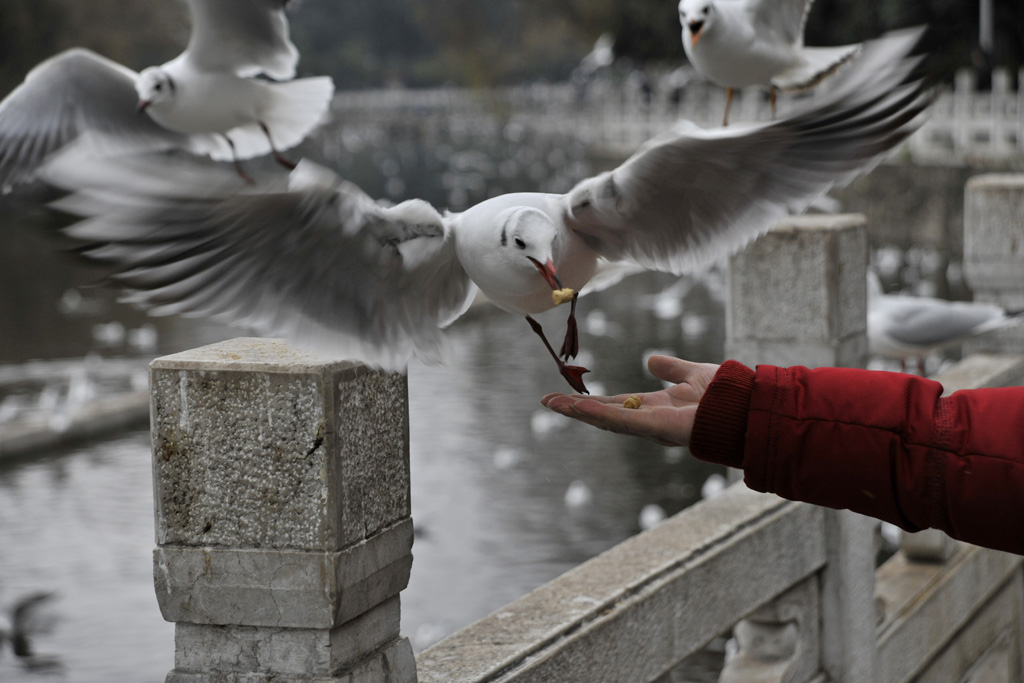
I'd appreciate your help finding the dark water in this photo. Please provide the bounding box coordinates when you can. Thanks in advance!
[0,114,730,680]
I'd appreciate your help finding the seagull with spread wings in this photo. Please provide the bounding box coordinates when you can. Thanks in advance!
[0,0,333,189]
[678,0,862,125]
[43,30,931,394]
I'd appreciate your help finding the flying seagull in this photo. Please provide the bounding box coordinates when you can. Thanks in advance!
[0,0,333,190]
[867,272,1021,375]
[678,0,862,125]
[43,29,931,394]
[0,591,60,670]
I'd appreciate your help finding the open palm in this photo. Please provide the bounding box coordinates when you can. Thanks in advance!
[541,355,720,447]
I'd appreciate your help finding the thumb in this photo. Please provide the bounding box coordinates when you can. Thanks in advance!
[647,355,703,384]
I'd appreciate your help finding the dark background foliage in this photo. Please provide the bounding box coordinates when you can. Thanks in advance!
[1,0,1021,94]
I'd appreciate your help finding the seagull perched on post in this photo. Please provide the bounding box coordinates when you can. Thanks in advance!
[0,0,333,190]
[867,272,1022,375]
[678,0,862,125]
[42,30,931,394]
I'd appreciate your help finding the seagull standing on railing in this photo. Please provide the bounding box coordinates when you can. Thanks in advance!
[42,30,932,394]
[678,0,862,125]
[0,0,334,190]
[867,272,1022,375]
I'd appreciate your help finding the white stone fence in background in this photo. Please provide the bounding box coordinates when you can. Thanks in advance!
[333,67,1024,164]
[151,175,1024,681]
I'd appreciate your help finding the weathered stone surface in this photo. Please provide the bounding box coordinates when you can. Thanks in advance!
[727,215,868,369]
[963,175,1024,354]
[172,598,402,675]
[166,636,416,682]
[964,174,1024,301]
[150,338,409,552]
[416,485,825,683]
[155,520,413,628]
[150,339,416,682]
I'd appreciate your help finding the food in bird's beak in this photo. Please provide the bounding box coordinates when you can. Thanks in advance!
[623,395,643,409]
[552,288,575,306]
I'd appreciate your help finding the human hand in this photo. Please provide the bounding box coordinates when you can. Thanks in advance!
[541,355,720,447]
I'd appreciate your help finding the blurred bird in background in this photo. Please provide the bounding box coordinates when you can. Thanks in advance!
[867,271,1023,375]
[678,0,861,125]
[0,0,333,190]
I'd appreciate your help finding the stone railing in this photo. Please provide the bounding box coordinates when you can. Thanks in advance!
[332,67,1024,164]
[148,176,1024,681]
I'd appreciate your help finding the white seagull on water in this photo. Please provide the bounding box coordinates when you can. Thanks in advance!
[678,0,862,125]
[0,0,334,189]
[42,30,931,394]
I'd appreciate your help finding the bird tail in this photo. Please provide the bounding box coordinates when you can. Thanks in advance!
[773,43,861,92]
[200,76,336,162]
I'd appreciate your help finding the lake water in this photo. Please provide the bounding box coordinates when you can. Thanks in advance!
[0,111,733,681]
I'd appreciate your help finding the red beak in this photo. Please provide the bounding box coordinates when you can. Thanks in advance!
[689,21,704,47]
[137,100,150,113]
[529,257,563,290]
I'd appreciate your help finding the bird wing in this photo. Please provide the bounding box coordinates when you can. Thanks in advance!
[745,0,814,46]
[0,49,186,189]
[44,152,476,370]
[560,28,930,275]
[182,0,299,79]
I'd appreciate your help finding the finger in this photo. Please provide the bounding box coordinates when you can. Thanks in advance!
[647,355,703,384]
[545,398,627,433]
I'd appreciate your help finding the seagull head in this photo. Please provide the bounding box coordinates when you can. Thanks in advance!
[678,0,713,47]
[458,203,569,313]
[498,206,564,291]
[135,67,176,113]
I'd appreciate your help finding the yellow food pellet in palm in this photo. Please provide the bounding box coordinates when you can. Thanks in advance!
[552,288,575,305]
[623,395,643,409]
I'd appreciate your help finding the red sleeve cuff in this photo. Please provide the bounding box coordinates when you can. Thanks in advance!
[689,360,755,469]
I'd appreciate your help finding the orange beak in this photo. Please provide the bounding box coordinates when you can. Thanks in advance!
[689,21,704,47]
[529,257,563,291]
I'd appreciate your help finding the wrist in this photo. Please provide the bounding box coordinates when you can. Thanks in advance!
[689,360,755,468]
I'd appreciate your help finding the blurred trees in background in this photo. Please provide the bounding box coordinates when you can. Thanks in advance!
[1,0,1021,95]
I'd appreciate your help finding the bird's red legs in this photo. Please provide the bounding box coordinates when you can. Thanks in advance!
[559,290,580,360]
[259,122,297,170]
[526,315,590,394]
[223,135,256,184]
[722,87,734,126]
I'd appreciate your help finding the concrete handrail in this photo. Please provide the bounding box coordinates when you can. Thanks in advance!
[417,486,824,682]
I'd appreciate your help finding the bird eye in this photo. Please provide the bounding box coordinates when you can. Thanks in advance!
[155,83,163,91]
[514,237,526,249]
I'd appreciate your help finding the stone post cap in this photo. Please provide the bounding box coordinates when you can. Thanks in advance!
[150,337,365,375]
[150,337,410,554]
[769,213,867,233]
[965,174,1024,191]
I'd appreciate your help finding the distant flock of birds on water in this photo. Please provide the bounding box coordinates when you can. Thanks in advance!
[0,0,1008,392]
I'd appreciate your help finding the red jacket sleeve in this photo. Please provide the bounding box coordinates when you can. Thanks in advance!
[690,360,1024,555]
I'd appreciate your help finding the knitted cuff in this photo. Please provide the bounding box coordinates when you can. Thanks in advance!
[689,360,756,469]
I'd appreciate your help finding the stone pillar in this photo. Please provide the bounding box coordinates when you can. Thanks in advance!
[963,174,1024,354]
[725,215,879,681]
[726,214,869,369]
[149,338,416,683]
